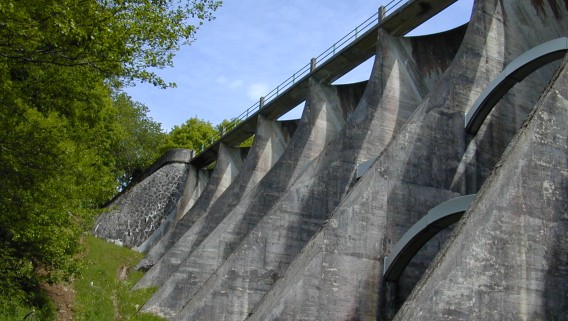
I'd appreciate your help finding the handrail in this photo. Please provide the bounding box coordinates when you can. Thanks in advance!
[197,0,410,154]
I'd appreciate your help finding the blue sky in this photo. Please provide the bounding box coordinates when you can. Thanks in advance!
[125,0,473,132]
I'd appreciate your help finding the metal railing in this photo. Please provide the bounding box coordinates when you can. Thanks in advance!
[198,0,408,154]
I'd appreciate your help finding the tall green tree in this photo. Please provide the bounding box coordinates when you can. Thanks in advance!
[0,63,119,318]
[0,0,221,317]
[160,117,217,154]
[110,92,166,189]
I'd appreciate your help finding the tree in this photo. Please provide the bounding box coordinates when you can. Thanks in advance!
[0,0,222,88]
[0,63,119,318]
[0,0,221,317]
[110,92,166,189]
[160,117,217,154]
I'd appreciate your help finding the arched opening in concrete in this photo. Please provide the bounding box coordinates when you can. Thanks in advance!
[383,194,476,281]
[382,38,568,319]
[465,37,568,134]
[384,36,568,288]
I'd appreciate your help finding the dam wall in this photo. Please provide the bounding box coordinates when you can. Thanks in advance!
[94,0,568,319]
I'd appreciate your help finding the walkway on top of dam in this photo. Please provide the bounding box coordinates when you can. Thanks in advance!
[191,0,459,167]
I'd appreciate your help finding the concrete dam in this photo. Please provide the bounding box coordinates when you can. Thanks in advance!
[94,0,568,320]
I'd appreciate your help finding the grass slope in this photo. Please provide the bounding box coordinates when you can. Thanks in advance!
[74,236,164,321]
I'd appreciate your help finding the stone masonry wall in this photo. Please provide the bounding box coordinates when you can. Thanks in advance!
[94,150,193,248]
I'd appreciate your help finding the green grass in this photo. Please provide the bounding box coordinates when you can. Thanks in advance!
[74,235,165,321]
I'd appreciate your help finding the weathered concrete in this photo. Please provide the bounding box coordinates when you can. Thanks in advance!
[94,0,567,319]
[173,25,466,321]
[190,0,466,167]
[246,1,567,320]
[141,79,364,319]
[135,143,246,268]
[465,36,568,134]
[135,164,209,253]
[394,54,568,321]
[135,116,297,285]
[174,164,209,221]
[383,194,477,282]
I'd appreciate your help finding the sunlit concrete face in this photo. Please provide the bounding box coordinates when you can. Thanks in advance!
[95,0,567,320]
[248,1,567,320]
[171,23,466,321]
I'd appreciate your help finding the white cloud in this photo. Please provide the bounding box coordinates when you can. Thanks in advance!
[228,79,244,89]
[216,76,228,84]
[247,82,270,101]
[217,76,244,90]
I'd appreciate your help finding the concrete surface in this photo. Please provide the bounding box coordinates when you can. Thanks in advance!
[247,1,567,320]
[141,79,365,319]
[394,54,568,321]
[135,116,297,285]
[173,25,465,321]
[135,143,246,269]
[94,0,567,319]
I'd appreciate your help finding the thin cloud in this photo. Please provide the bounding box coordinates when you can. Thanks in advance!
[217,76,244,89]
[247,82,270,101]
[124,0,474,131]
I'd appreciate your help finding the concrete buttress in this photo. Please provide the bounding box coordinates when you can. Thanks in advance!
[135,116,297,286]
[136,143,246,269]
[246,1,567,320]
[94,0,568,319]
[174,25,465,321]
[141,78,363,319]
[394,53,568,321]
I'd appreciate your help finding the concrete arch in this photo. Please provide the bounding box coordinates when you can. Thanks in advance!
[384,38,568,281]
[383,194,476,281]
[465,37,568,134]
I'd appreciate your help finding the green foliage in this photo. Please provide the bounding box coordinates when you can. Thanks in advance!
[215,118,238,134]
[0,0,220,316]
[0,64,118,317]
[160,117,217,153]
[74,236,164,321]
[110,93,166,188]
[160,116,255,155]
[0,0,222,88]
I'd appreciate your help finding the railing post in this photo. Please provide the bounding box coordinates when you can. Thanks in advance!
[259,96,265,109]
[310,58,317,72]
[221,126,226,136]
[379,5,386,22]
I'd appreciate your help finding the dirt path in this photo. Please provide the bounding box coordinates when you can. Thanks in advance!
[43,283,74,321]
